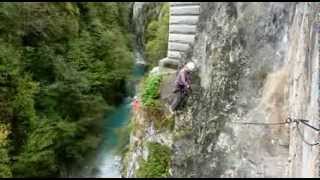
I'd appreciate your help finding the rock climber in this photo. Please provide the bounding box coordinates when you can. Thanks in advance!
[132,96,140,112]
[169,61,196,113]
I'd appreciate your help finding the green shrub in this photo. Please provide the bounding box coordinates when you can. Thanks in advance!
[136,142,171,178]
[141,74,162,108]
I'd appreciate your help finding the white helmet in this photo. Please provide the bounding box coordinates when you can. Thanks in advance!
[185,62,195,72]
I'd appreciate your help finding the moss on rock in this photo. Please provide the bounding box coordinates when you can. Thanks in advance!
[136,142,171,178]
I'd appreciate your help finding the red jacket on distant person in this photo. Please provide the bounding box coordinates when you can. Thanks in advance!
[132,98,140,111]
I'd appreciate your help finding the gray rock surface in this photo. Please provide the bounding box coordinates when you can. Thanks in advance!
[171,2,319,178]
[123,2,320,178]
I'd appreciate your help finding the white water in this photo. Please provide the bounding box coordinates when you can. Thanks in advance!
[96,151,122,178]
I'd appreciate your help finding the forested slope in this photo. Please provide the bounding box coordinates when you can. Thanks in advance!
[0,2,133,177]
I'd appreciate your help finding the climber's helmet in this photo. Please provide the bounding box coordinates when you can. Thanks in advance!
[185,62,196,72]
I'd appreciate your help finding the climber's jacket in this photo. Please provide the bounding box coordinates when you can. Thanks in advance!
[175,68,192,91]
[132,98,140,111]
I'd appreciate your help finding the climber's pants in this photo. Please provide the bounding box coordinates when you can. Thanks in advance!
[171,87,188,111]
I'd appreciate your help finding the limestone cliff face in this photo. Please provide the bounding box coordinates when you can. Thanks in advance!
[123,2,320,178]
[172,2,319,178]
[286,3,319,177]
[173,2,290,177]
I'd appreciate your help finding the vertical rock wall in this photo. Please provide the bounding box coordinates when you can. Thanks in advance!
[123,2,320,178]
[287,3,319,177]
[171,2,320,178]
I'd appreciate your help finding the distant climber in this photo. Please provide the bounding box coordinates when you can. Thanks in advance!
[132,96,140,112]
[169,62,196,113]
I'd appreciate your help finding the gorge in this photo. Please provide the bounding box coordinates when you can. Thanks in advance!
[0,2,319,178]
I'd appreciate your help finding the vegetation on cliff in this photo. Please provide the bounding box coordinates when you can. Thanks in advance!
[136,142,171,178]
[141,74,162,108]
